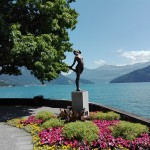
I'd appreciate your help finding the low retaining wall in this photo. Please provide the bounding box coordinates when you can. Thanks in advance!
[0,97,149,126]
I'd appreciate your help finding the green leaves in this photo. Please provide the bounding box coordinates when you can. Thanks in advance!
[90,111,121,120]
[110,121,149,141]
[41,118,64,129]
[0,0,78,82]
[35,111,56,122]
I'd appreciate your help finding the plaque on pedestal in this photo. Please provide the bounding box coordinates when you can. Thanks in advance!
[72,90,89,115]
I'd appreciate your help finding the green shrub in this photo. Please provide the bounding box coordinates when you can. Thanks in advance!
[62,121,99,143]
[41,118,64,129]
[110,121,149,141]
[35,111,56,122]
[90,111,120,120]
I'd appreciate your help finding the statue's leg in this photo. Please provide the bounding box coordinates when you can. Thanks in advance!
[76,72,80,91]
[72,68,76,72]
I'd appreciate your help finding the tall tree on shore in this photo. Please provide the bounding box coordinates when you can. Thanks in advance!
[0,0,78,83]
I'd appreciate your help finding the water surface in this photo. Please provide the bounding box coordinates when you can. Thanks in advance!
[0,83,150,118]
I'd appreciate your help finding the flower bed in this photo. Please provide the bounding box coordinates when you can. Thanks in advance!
[7,111,150,150]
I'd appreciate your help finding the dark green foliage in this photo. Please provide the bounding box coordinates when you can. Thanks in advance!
[110,121,149,140]
[0,0,78,83]
[90,111,120,120]
[62,121,99,143]
[41,118,64,129]
[35,111,56,122]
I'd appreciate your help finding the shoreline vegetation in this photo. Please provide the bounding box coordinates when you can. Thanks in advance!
[7,110,150,150]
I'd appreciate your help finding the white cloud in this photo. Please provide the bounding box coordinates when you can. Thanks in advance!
[94,59,106,66]
[117,50,150,64]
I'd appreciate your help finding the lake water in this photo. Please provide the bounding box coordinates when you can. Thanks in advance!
[0,83,150,119]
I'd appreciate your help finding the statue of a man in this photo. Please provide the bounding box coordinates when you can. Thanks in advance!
[69,50,84,91]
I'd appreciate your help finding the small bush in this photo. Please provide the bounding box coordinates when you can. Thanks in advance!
[90,111,120,120]
[62,121,99,143]
[58,108,86,122]
[41,118,64,129]
[110,121,149,141]
[35,111,56,122]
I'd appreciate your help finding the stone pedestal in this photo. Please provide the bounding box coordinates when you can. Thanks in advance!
[72,91,89,115]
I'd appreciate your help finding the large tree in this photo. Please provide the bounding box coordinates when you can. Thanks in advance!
[0,0,78,83]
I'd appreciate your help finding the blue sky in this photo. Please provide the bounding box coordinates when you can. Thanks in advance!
[64,0,150,69]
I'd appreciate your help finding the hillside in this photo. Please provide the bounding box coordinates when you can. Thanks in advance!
[0,67,93,86]
[0,67,41,86]
[1,62,150,86]
[0,81,9,87]
[110,65,150,83]
[67,62,150,83]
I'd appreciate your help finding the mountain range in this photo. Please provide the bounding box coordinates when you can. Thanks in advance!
[0,67,94,86]
[67,61,150,83]
[1,61,150,86]
[110,65,150,83]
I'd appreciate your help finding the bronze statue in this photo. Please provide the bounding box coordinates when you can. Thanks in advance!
[69,50,84,91]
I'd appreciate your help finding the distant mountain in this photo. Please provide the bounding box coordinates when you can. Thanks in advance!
[0,67,41,86]
[49,74,73,85]
[49,74,94,85]
[0,67,93,86]
[1,62,150,86]
[110,65,150,83]
[67,62,150,83]
[80,78,94,84]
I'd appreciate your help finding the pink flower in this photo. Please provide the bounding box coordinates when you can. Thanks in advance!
[37,119,150,149]
[20,116,43,126]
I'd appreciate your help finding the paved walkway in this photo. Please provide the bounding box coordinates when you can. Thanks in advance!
[0,106,60,150]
